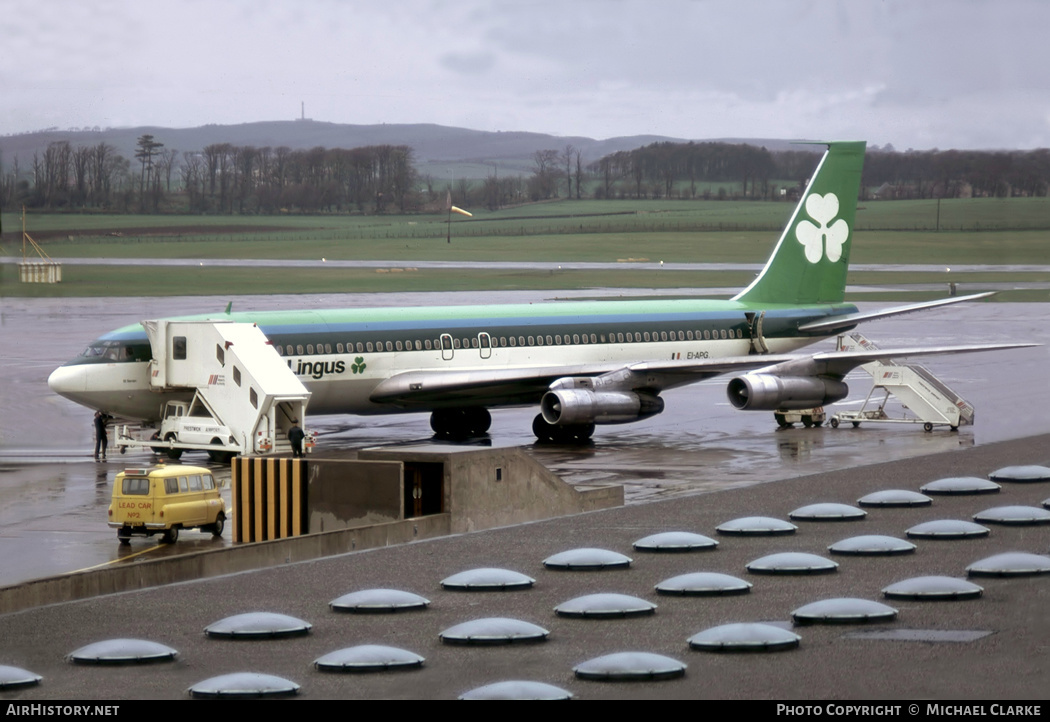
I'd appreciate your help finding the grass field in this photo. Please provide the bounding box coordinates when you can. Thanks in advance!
[2,197,1048,298]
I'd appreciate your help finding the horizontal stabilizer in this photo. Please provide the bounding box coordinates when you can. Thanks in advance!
[797,292,997,333]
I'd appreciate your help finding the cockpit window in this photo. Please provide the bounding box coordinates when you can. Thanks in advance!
[74,341,151,365]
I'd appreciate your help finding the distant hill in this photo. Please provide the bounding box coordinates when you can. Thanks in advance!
[0,121,813,179]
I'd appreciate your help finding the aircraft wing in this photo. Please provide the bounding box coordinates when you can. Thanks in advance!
[369,342,1036,409]
[797,292,996,333]
[629,341,1037,378]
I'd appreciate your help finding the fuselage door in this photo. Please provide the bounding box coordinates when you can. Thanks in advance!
[440,333,454,361]
[744,311,769,355]
[478,332,492,359]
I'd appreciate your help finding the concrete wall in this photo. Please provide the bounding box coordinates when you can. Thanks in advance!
[0,513,451,617]
[308,459,403,532]
[360,445,623,533]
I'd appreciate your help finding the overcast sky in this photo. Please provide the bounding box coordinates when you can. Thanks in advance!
[4,0,1048,150]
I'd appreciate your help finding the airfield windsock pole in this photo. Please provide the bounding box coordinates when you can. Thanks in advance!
[445,188,472,244]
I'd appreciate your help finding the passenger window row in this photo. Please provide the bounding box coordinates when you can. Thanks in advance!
[274,328,744,356]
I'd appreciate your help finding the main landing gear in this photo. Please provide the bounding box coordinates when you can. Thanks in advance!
[532,414,595,444]
[430,407,492,439]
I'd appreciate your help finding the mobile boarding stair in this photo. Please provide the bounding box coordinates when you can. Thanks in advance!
[116,319,311,459]
[829,332,975,432]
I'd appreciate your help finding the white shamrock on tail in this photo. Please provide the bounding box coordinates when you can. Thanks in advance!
[795,192,848,263]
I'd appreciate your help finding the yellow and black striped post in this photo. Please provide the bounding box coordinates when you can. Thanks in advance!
[232,457,307,542]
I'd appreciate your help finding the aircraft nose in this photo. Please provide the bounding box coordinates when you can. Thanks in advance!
[48,365,87,398]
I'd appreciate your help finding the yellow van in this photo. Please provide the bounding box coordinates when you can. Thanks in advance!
[109,464,226,544]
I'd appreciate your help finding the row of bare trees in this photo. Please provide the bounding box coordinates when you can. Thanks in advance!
[587,142,783,200]
[579,142,1050,201]
[6,137,1050,214]
[862,148,1050,199]
[1,138,419,214]
[180,143,417,214]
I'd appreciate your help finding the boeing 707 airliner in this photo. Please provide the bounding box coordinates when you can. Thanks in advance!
[48,141,1024,444]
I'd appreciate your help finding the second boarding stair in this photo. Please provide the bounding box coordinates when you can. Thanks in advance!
[830,332,975,432]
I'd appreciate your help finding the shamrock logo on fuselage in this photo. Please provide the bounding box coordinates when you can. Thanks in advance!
[351,357,366,374]
[795,192,849,264]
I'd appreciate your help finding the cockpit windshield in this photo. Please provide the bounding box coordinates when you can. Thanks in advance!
[74,341,152,364]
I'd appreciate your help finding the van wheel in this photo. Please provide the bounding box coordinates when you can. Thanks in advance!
[210,514,225,538]
[208,440,232,463]
[117,529,132,545]
[162,527,179,544]
[164,433,182,461]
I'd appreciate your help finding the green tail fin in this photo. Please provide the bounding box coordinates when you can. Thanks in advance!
[733,141,866,305]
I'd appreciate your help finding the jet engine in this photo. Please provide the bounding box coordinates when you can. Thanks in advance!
[541,377,665,426]
[726,374,848,411]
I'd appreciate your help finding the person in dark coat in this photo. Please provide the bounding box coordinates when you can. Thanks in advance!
[288,420,305,458]
[93,411,109,461]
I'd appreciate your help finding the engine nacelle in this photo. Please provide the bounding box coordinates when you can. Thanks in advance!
[726,374,848,411]
[541,388,665,426]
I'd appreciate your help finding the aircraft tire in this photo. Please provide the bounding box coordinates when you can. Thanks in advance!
[431,408,491,438]
[467,407,492,435]
[532,414,557,443]
[532,415,594,444]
